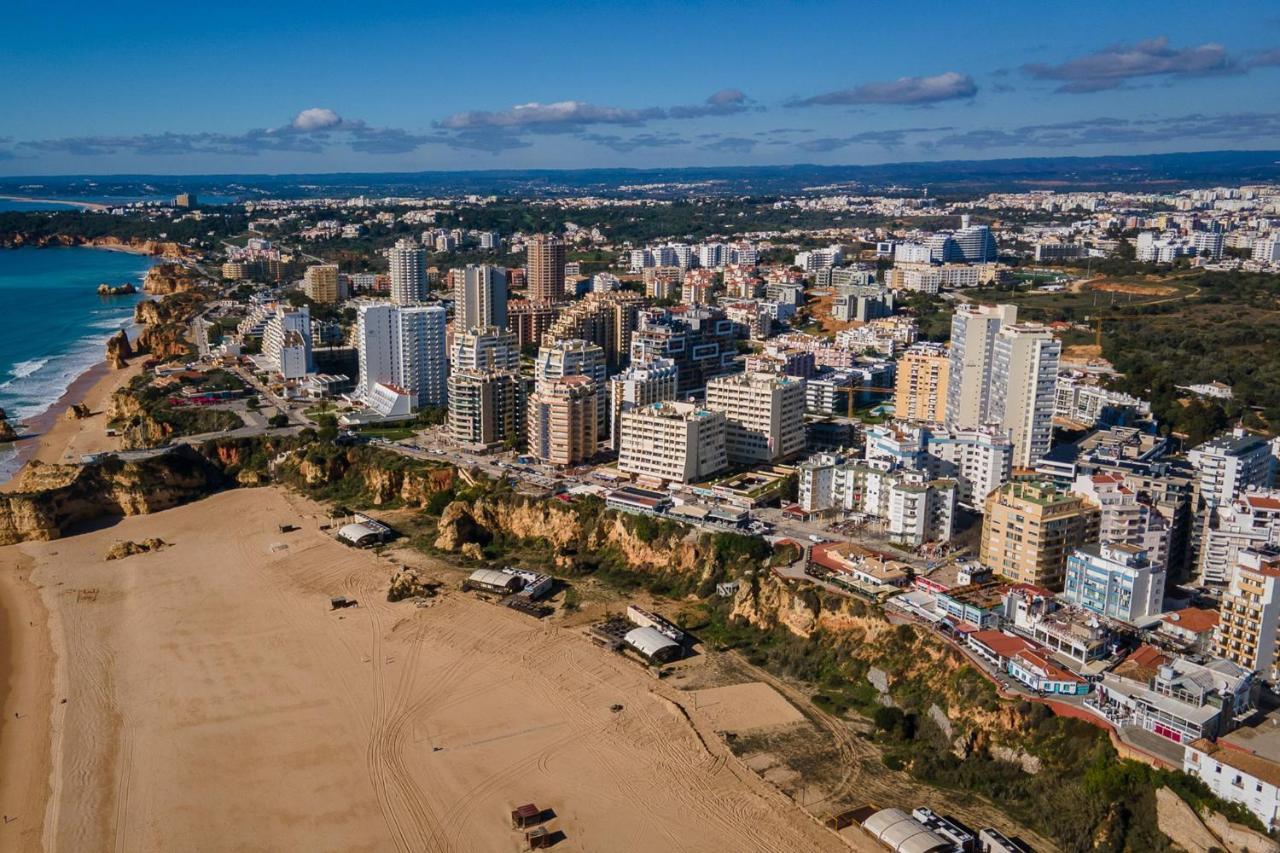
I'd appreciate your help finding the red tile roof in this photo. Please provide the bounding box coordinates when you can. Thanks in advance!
[1161,607,1219,634]
[1014,649,1085,684]
[968,630,1034,660]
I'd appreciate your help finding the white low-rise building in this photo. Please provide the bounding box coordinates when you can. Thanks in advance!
[1184,739,1280,830]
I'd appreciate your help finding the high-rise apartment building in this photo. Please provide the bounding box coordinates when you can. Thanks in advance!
[925,426,1014,509]
[895,342,950,427]
[1200,491,1280,585]
[527,234,566,303]
[355,302,447,410]
[705,372,806,465]
[388,239,428,305]
[542,290,644,372]
[607,358,678,450]
[989,324,1061,468]
[946,303,1017,430]
[262,304,312,380]
[1214,546,1280,680]
[448,369,524,451]
[980,479,1101,589]
[450,326,519,373]
[1072,472,1173,573]
[535,339,607,436]
[526,376,598,466]
[506,300,561,352]
[617,402,727,484]
[452,264,508,333]
[630,307,739,397]
[303,264,340,304]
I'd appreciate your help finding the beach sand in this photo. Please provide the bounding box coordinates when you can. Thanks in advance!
[1,358,141,490]
[0,487,855,852]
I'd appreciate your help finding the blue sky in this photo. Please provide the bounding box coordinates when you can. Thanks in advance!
[3,0,1280,175]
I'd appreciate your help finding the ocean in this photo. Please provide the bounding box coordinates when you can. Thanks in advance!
[0,247,152,426]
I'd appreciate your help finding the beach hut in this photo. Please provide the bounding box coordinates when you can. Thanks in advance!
[511,803,542,829]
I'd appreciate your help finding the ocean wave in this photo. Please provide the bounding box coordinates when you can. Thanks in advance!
[11,358,48,378]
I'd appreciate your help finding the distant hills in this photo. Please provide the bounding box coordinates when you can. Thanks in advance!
[4,149,1279,201]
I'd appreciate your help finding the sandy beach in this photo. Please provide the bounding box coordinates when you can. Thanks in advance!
[0,487,852,852]
[1,358,141,490]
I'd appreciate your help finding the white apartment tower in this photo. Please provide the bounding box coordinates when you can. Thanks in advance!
[607,358,678,450]
[945,303,1018,430]
[617,402,727,484]
[388,239,428,305]
[705,372,806,465]
[988,324,1060,468]
[356,302,447,410]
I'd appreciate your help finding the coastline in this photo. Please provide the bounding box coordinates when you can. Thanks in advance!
[0,195,107,212]
[0,354,141,490]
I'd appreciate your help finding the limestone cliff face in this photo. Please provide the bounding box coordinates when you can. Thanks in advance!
[133,324,190,360]
[134,300,166,325]
[0,451,223,545]
[143,263,200,295]
[280,448,456,507]
[434,493,708,578]
[731,573,1032,748]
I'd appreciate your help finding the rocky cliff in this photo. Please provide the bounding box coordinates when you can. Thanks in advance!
[106,330,133,369]
[0,450,224,545]
[143,263,201,295]
[730,573,1032,750]
[433,492,755,589]
[0,234,190,256]
[281,446,456,507]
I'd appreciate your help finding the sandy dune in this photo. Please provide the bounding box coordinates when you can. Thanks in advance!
[6,488,850,852]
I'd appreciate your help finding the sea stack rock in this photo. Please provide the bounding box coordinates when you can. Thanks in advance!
[97,282,138,296]
[66,403,92,421]
[0,409,18,442]
[106,329,133,369]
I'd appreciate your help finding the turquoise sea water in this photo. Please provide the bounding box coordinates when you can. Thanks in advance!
[0,247,151,422]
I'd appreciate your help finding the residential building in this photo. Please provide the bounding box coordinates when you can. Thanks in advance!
[945,303,1018,430]
[526,376,597,466]
[450,326,519,372]
[507,300,560,352]
[980,480,1101,589]
[1201,491,1280,585]
[952,222,999,263]
[705,372,807,465]
[542,290,644,372]
[630,307,739,397]
[894,342,950,427]
[388,239,428,305]
[535,338,607,436]
[447,369,524,451]
[989,324,1060,468]
[800,458,956,546]
[617,402,727,484]
[1191,430,1278,580]
[1072,471,1173,572]
[302,264,340,304]
[527,234,566,303]
[1063,542,1166,623]
[1184,739,1280,829]
[608,359,678,450]
[926,426,1014,508]
[355,302,447,410]
[1054,371,1152,428]
[1213,546,1280,679]
[262,304,312,380]
[452,264,508,333]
